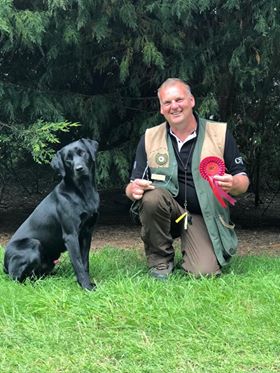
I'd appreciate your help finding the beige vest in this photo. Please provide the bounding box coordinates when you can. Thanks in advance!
[144,119,237,267]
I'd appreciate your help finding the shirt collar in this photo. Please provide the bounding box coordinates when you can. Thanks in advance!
[167,115,198,152]
[169,128,197,151]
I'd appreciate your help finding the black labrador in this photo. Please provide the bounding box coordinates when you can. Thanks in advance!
[3,138,99,290]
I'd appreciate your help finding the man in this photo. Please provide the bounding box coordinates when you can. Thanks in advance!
[125,78,249,280]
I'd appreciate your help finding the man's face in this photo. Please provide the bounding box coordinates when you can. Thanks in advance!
[158,83,195,127]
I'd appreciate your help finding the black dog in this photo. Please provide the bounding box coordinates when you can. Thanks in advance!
[3,139,99,290]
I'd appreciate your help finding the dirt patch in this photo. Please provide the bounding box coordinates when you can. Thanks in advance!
[1,223,279,258]
[0,186,279,256]
[89,224,280,256]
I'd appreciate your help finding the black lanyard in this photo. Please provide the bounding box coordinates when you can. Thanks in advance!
[173,138,195,212]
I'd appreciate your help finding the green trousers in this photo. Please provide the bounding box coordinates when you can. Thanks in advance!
[138,188,221,275]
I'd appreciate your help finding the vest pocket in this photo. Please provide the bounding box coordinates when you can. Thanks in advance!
[215,214,238,261]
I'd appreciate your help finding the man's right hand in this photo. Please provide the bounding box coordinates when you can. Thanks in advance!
[126,179,155,200]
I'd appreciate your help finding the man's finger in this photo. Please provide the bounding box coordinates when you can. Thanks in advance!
[135,179,153,187]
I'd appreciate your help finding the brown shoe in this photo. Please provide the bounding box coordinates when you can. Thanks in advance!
[149,262,174,280]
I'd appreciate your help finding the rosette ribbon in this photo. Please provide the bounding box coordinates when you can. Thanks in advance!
[199,156,236,208]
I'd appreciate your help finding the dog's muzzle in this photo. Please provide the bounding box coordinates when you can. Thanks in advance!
[74,164,89,176]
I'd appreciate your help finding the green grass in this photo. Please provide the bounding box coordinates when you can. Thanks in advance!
[0,246,280,373]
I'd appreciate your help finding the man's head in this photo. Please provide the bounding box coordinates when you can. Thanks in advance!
[157,78,195,128]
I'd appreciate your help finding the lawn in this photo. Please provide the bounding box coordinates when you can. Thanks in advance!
[0,246,280,373]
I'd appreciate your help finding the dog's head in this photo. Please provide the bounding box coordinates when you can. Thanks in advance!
[51,139,99,178]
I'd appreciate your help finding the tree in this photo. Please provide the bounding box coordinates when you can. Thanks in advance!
[0,0,279,199]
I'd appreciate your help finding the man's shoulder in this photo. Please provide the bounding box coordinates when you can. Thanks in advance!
[145,122,167,134]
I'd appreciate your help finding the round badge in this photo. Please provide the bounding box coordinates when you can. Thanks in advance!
[199,156,225,181]
[155,153,168,166]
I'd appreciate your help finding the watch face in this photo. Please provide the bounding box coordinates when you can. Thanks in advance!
[155,153,169,166]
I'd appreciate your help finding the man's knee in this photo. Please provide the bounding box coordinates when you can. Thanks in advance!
[140,188,171,214]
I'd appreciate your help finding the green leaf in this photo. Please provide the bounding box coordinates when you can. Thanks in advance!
[142,41,165,69]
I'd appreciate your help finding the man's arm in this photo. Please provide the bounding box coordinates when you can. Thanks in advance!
[221,129,250,195]
[125,135,155,201]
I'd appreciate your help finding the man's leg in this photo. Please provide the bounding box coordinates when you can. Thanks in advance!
[138,188,181,276]
[180,214,221,276]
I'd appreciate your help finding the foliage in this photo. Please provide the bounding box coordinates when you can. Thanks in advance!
[22,120,80,164]
[0,0,279,194]
[0,120,80,164]
[0,247,280,372]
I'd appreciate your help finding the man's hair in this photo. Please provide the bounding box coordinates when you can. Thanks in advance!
[157,78,192,98]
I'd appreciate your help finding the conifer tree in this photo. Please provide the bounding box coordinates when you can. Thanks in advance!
[0,0,279,196]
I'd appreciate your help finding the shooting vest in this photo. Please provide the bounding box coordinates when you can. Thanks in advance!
[145,118,238,266]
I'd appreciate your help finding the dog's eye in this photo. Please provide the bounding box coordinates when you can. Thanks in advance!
[66,153,73,161]
[77,149,85,156]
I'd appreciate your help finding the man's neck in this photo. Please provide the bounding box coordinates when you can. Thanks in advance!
[169,115,197,141]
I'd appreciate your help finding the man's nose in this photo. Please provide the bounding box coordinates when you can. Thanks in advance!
[170,100,179,109]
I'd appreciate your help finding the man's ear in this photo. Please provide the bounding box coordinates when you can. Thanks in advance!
[190,95,195,108]
[50,149,65,177]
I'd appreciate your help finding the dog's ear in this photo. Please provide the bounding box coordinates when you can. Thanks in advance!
[51,150,66,177]
[80,139,99,161]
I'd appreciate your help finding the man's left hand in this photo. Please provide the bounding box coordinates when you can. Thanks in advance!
[214,173,249,196]
[213,174,233,193]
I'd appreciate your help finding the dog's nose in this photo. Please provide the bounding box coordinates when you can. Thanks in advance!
[75,165,84,172]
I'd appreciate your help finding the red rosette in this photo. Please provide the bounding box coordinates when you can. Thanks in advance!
[199,156,236,208]
[199,156,225,180]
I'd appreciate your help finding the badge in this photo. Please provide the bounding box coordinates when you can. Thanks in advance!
[151,174,166,181]
[155,153,168,166]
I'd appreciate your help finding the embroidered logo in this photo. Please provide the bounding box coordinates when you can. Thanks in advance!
[155,153,168,166]
[235,157,244,165]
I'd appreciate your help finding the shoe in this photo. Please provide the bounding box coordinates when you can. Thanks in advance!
[149,262,174,280]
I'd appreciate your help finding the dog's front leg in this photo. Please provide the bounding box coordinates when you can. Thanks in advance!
[79,214,98,274]
[64,234,96,291]
[79,231,92,274]
[79,227,96,272]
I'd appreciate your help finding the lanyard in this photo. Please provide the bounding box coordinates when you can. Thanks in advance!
[174,139,195,229]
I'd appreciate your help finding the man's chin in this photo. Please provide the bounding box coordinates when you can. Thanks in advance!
[169,116,184,126]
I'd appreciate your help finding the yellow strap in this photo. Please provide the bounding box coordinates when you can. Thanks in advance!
[175,212,187,224]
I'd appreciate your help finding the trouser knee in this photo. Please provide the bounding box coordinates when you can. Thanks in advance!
[139,188,170,217]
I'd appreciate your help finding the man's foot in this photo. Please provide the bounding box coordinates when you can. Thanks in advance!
[149,262,174,280]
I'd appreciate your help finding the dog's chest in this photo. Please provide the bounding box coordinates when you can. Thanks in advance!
[79,211,97,231]
[79,197,99,216]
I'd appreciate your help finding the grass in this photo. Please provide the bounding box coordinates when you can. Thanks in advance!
[0,246,280,373]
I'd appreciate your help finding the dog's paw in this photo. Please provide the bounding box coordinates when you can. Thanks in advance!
[83,282,97,291]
